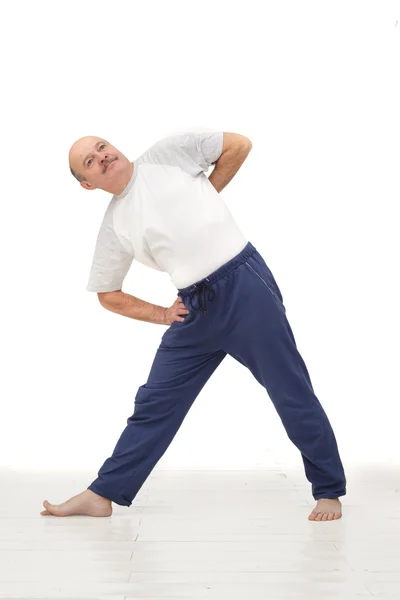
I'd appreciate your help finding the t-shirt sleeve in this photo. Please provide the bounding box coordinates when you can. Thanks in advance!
[153,131,224,174]
[86,223,134,293]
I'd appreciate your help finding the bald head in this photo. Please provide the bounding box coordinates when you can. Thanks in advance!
[68,135,134,195]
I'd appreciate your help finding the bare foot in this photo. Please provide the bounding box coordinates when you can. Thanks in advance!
[308,497,342,521]
[40,489,112,517]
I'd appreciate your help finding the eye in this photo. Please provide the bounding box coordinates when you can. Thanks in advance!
[87,144,106,167]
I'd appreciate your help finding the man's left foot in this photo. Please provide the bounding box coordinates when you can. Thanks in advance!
[308,497,342,521]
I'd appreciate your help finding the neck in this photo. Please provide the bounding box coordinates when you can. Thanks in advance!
[111,161,134,196]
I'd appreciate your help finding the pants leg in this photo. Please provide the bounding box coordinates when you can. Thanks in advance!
[221,248,347,500]
[88,327,226,506]
[88,240,346,506]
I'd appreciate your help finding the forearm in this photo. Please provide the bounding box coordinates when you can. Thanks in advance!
[100,291,167,325]
[208,142,252,193]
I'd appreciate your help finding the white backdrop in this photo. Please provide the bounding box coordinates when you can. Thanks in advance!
[1,1,399,476]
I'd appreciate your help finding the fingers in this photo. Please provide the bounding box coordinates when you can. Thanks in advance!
[176,298,189,313]
[174,297,190,320]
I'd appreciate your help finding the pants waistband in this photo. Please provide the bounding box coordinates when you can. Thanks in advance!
[177,241,257,313]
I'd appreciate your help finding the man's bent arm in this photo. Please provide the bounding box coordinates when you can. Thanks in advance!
[98,290,167,325]
[208,139,252,194]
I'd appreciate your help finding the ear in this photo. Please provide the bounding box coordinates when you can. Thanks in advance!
[80,181,96,191]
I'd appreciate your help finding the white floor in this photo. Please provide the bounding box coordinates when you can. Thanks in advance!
[0,464,399,599]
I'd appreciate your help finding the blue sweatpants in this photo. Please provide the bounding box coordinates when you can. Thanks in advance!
[88,241,346,506]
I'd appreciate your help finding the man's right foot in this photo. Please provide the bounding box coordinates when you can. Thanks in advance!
[40,489,112,517]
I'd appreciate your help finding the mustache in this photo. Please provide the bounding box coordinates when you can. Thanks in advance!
[103,156,117,172]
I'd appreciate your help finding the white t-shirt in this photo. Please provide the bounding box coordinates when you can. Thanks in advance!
[86,131,248,292]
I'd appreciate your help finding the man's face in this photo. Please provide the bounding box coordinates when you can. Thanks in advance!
[69,136,130,191]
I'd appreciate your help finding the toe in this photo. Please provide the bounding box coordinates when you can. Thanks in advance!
[43,500,61,516]
[321,513,328,521]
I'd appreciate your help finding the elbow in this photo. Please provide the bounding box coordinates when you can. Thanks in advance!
[97,290,122,308]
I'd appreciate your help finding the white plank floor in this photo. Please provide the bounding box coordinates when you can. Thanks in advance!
[0,464,399,599]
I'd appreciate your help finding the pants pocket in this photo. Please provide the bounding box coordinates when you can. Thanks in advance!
[244,252,286,312]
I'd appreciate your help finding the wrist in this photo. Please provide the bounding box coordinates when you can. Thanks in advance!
[155,305,168,325]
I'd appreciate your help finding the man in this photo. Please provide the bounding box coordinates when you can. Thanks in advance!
[41,131,346,521]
